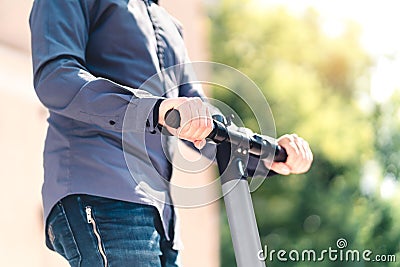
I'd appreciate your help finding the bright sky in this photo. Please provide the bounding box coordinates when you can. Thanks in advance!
[256,0,400,102]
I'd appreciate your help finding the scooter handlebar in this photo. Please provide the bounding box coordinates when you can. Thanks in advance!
[164,109,287,162]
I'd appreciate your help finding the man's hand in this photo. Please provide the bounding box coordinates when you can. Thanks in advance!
[158,97,213,149]
[269,134,313,175]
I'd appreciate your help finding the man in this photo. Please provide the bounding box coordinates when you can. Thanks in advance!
[29,0,313,266]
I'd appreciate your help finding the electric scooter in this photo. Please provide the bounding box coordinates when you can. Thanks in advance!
[165,109,287,267]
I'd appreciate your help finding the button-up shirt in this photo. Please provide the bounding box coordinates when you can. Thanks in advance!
[30,0,270,250]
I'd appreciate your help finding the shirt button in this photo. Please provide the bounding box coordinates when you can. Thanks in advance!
[109,120,116,126]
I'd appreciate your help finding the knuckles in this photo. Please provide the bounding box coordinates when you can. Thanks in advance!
[174,97,212,142]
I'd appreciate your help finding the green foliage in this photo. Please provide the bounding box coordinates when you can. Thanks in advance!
[207,0,400,266]
[373,91,400,179]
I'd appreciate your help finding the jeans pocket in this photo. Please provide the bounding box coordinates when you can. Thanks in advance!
[47,203,81,266]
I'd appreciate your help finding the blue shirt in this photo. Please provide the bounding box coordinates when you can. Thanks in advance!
[30,0,269,249]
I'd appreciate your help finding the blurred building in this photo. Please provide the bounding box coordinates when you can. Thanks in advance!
[0,0,219,266]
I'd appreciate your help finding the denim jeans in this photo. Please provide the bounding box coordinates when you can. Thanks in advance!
[46,194,179,267]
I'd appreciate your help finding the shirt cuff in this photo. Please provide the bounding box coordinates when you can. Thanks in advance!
[124,97,165,133]
[148,98,164,134]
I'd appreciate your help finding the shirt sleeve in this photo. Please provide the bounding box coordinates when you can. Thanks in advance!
[29,0,162,132]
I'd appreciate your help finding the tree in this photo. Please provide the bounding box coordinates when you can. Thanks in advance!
[207,1,399,266]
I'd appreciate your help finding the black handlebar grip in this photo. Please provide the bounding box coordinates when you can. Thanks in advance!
[164,108,288,163]
[164,109,181,129]
[274,146,288,162]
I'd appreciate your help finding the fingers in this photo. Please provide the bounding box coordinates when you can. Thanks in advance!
[191,106,212,142]
[270,134,313,175]
[270,162,291,175]
[178,98,212,140]
[193,139,206,150]
[159,97,213,148]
